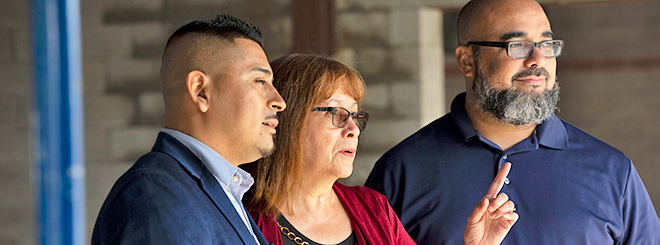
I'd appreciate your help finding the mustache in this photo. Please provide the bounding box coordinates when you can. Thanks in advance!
[512,67,550,80]
[265,114,278,120]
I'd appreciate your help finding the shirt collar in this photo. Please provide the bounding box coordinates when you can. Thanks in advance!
[450,92,569,150]
[451,93,479,142]
[535,113,569,150]
[160,128,255,200]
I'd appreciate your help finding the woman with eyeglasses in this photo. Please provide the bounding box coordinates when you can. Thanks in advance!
[245,53,518,245]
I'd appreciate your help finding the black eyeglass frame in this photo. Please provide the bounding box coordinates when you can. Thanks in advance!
[311,107,369,131]
[466,40,564,59]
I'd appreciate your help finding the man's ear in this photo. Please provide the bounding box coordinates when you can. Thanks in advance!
[186,70,210,113]
[456,46,475,78]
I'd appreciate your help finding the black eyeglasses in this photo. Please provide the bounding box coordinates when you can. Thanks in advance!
[311,107,369,131]
[467,40,564,59]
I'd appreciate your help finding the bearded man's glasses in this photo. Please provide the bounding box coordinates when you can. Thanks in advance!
[467,40,564,59]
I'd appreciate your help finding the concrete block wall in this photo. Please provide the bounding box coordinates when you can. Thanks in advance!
[0,0,34,244]
[2,0,659,244]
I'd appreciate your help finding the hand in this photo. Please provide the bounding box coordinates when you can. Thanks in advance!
[464,162,518,245]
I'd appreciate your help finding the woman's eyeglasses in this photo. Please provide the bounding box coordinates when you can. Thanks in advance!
[311,107,369,131]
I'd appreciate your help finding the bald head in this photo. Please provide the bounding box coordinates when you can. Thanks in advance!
[457,0,548,45]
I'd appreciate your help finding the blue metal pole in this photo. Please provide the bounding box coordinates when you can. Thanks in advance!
[31,0,85,243]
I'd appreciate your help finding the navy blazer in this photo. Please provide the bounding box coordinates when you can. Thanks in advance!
[92,132,269,245]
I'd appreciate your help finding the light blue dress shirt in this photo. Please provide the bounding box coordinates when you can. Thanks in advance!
[161,128,260,244]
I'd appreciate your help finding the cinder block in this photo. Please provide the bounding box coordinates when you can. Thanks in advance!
[389,7,420,46]
[13,29,30,63]
[138,91,164,124]
[361,83,388,110]
[84,94,135,128]
[106,58,160,87]
[0,0,29,24]
[0,199,34,245]
[178,0,230,6]
[359,118,420,150]
[547,2,660,60]
[0,94,29,128]
[391,82,420,117]
[109,126,160,161]
[336,0,391,11]
[0,64,31,95]
[83,61,106,93]
[390,46,419,79]
[103,0,164,12]
[335,47,357,68]
[132,23,168,58]
[419,7,442,46]
[81,0,104,27]
[0,166,32,203]
[85,128,110,163]
[0,165,34,245]
[0,127,30,165]
[337,10,388,46]
[356,47,387,76]
[0,27,12,62]
[83,24,132,60]
[263,16,292,60]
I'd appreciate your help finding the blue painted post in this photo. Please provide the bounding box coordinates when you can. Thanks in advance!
[31,0,85,244]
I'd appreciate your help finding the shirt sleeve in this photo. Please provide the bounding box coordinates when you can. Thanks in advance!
[618,161,660,244]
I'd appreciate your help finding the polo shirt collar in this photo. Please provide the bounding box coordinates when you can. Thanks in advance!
[536,112,569,150]
[450,92,569,150]
[451,93,479,142]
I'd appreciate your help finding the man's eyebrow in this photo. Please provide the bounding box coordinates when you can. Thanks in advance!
[500,32,526,41]
[499,31,554,41]
[250,67,272,76]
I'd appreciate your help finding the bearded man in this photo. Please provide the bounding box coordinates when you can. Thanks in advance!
[365,0,660,244]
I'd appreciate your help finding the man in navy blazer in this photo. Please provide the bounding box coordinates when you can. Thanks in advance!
[92,15,286,244]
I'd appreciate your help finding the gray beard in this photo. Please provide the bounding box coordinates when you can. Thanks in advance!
[472,53,560,126]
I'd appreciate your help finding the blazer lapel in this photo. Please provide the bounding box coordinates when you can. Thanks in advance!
[248,209,269,245]
[199,169,259,244]
[152,132,259,245]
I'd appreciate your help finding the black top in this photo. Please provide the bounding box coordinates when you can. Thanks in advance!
[277,215,356,245]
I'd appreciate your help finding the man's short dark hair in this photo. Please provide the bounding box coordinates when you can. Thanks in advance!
[166,14,264,48]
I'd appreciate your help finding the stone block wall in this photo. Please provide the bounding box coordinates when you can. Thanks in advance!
[1,0,659,244]
[1,0,34,244]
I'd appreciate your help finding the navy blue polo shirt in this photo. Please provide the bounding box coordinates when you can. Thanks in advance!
[365,93,660,244]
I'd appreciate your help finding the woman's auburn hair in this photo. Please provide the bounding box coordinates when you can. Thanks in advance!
[247,53,365,219]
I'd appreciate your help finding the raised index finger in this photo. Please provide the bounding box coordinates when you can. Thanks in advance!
[485,162,511,199]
